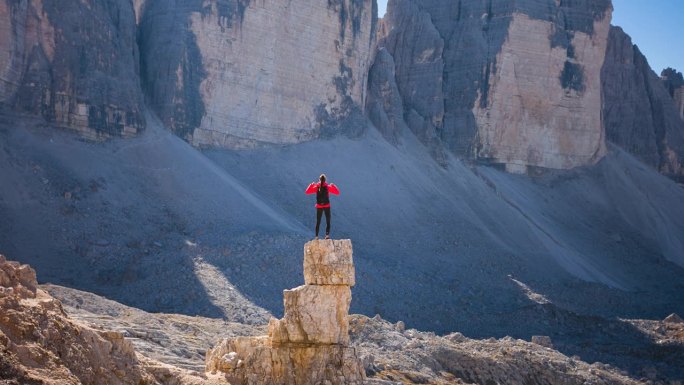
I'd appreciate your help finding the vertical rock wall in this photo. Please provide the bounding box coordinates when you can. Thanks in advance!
[2,0,375,146]
[472,11,609,172]
[677,87,684,121]
[661,68,684,122]
[370,0,613,172]
[366,47,410,146]
[0,0,145,138]
[140,0,376,148]
[601,27,684,179]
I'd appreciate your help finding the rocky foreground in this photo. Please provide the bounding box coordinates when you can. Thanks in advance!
[2,243,683,385]
[0,254,212,385]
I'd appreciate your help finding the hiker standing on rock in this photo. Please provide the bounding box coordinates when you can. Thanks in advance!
[305,174,340,239]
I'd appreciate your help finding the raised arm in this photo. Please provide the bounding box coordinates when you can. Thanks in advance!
[328,183,340,195]
[305,182,318,194]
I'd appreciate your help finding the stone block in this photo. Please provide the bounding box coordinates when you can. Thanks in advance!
[303,239,355,286]
[269,285,351,346]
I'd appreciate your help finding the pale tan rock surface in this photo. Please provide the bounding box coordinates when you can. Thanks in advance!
[473,12,610,172]
[205,239,364,385]
[304,238,355,286]
[160,0,375,148]
[269,284,351,345]
[206,337,364,385]
[44,283,265,372]
[372,0,618,173]
[0,255,206,385]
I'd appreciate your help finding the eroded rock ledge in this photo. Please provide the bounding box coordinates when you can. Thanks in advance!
[205,239,365,385]
[0,255,204,385]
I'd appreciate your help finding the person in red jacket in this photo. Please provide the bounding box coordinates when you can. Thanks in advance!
[305,174,340,239]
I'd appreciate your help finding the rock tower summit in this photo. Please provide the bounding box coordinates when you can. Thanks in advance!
[206,239,365,385]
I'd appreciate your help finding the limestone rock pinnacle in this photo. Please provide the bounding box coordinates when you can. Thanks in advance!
[304,239,355,286]
[268,284,352,345]
[205,239,365,385]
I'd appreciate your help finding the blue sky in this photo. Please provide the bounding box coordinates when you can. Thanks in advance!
[376,0,683,74]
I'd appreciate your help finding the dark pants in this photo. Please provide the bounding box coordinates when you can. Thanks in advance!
[315,207,331,237]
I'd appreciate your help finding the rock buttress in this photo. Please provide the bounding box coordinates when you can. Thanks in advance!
[601,27,684,180]
[370,0,613,172]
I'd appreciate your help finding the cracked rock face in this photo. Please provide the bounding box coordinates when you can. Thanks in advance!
[365,46,410,146]
[269,284,352,345]
[472,11,610,172]
[0,0,145,138]
[0,255,210,385]
[140,0,376,148]
[205,239,364,385]
[371,0,612,172]
[2,0,375,146]
[601,27,684,180]
[303,238,355,286]
[206,337,364,385]
[677,87,684,121]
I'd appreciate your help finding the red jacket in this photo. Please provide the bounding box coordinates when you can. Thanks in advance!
[305,182,340,208]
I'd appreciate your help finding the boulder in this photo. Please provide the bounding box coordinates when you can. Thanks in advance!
[0,254,37,298]
[206,337,365,385]
[303,239,355,286]
[664,313,684,324]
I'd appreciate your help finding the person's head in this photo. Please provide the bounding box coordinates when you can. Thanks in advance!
[319,174,326,184]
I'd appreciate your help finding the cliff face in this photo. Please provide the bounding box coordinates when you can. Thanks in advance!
[369,0,612,172]
[0,0,145,138]
[661,68,684,122]
[677,87,684,121]
[140,0,376,148]
[601,27,684,179]
[1,0,375,147]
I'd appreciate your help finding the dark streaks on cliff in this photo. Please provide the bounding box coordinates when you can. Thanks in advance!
[140,0,258,140]
[601,26,684,179]
[366,48,406,144]
[138,0,207,140]
[13,46,51,117]
[204,0,251,29]
[370,0,613,163]
[661,68,683,98]
[560,61,585,92]
[328,0,366,41]
[4,0,145,137]
[315,60,365,139]
[557,0,611,35]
